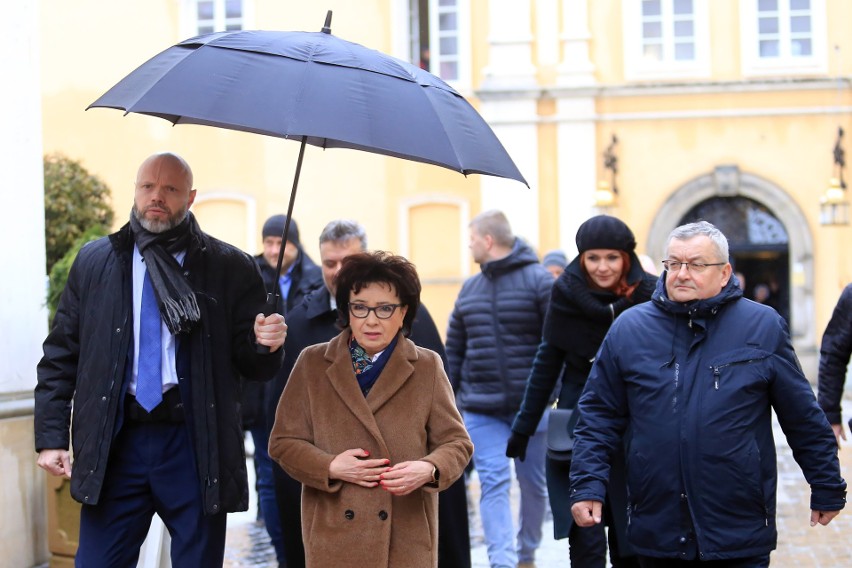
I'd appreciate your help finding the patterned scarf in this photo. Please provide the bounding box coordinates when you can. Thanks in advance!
[349,334,399,397]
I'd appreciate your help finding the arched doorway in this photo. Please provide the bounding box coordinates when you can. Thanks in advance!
[680,196,790,324]
[647,165,817,376]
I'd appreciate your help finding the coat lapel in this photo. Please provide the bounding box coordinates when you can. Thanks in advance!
[323,332,418,448]
[324,333,385,446]
[365,335,417,414]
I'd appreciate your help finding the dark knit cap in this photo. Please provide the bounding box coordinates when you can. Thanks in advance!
[575,215,636,254]
[262,214,300,246]
[542,250,568,268]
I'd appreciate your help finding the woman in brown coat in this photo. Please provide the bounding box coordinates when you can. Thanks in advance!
[269,251,473,568]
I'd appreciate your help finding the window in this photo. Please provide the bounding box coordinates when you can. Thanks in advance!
[623,0,710,80]
[408,0,470,86]
[741,0,826,75]
[191,0,244,35]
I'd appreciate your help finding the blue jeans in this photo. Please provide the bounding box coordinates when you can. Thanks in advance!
[465,410,549,568]
[250,426,285,564]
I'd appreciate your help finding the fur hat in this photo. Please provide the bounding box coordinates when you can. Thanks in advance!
[575,215,636,254]
[262,214,300,246]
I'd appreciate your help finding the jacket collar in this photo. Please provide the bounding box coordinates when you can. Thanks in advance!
[480,238,539,279]
[652,275,743,320]
[304,286,336,320]
[111,219,206,255]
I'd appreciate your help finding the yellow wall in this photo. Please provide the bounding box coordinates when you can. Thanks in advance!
[39,0,852,349]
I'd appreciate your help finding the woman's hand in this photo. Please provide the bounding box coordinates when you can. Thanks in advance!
[379,460,434,496]
[329,449,390,488]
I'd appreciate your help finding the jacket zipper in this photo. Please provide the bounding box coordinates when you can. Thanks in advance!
[710,359,756,390]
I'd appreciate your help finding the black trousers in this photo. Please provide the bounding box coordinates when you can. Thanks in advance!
[637,554,771,568]
[273,463,473,568]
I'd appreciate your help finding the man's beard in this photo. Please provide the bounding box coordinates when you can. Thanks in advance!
[133,203,187,233]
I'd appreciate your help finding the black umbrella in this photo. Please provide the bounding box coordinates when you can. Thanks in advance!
[88,11,526,327]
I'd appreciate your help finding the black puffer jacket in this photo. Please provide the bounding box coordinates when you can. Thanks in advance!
[446,239,552,415]
[818,283,852,425]
[35,220,283,514]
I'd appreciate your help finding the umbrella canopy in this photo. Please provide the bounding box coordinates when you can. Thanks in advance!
[88,20,526,185]
[88,13,526,333]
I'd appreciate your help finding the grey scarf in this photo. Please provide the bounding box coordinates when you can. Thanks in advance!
[129,210,201,334]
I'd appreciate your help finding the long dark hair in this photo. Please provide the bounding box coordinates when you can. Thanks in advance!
[334,251,421,336]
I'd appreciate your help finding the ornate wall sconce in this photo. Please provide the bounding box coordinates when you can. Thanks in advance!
[820,126,849,226]
[594,134,619,212]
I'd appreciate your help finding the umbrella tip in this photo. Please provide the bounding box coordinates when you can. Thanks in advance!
[321,10,332,34]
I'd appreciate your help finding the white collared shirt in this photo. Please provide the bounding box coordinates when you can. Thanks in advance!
[128,246,186,395]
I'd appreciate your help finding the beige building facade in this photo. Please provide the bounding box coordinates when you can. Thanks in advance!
[4,0,851,564]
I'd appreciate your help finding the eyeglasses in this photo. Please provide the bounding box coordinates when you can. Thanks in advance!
[661,260,726,274]
[349,303,402,319]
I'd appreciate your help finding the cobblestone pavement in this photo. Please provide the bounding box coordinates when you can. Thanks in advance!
[226,406,852,567]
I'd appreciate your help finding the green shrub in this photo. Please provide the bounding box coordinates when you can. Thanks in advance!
[47,225,109,323]
[44,153,114,274]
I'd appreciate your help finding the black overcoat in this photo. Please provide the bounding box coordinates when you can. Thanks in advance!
[35,220,283,514]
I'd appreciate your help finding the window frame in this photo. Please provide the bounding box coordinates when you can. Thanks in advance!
[622,0,711,81]
[180,0,253,38]
[740,0,827,76]
[402,0,471,89]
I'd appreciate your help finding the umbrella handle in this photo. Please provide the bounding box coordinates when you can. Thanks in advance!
[255,292,277,354]
[257,137,307,354]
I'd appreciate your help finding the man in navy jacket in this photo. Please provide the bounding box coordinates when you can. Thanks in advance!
[570,221,845,567]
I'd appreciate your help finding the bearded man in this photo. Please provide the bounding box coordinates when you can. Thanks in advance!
[35,152,287,566]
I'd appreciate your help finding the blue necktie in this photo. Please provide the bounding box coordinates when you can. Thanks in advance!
[136,271,163,412]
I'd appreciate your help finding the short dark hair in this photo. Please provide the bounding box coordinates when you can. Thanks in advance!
[334,251,421,336]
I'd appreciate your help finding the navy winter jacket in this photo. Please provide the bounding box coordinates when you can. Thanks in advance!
[570,277,846,561]
[817,283,852,425]
[446,239,552,415]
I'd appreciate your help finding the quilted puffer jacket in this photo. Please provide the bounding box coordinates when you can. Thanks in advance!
[445,239,552,415]
[35,220,283,514]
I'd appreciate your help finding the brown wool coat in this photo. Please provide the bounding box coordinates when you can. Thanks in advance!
[268,331,473,568]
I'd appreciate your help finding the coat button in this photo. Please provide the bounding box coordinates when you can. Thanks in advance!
[679,536,687,543]
[378,510,388,521]
[344,509,355,520]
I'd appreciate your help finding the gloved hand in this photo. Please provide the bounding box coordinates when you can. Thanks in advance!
[506,432,530,461]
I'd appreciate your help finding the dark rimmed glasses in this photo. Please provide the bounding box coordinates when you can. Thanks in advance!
[661,260,726,274]
[349,303,402,319]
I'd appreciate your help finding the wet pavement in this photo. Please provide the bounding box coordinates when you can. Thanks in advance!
[225,398,852,567]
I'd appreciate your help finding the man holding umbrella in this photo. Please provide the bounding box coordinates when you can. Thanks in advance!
[34,152,287,566]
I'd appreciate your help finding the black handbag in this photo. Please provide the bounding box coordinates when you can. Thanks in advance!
[546,407,579,461]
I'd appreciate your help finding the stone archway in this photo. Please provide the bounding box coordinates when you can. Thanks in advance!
[647,165,817,375]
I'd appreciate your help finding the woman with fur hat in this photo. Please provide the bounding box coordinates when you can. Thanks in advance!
[506,215,657,567]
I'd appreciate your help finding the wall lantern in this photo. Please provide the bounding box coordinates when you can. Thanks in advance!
[820,126,849,226]
[594,134,619,212]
